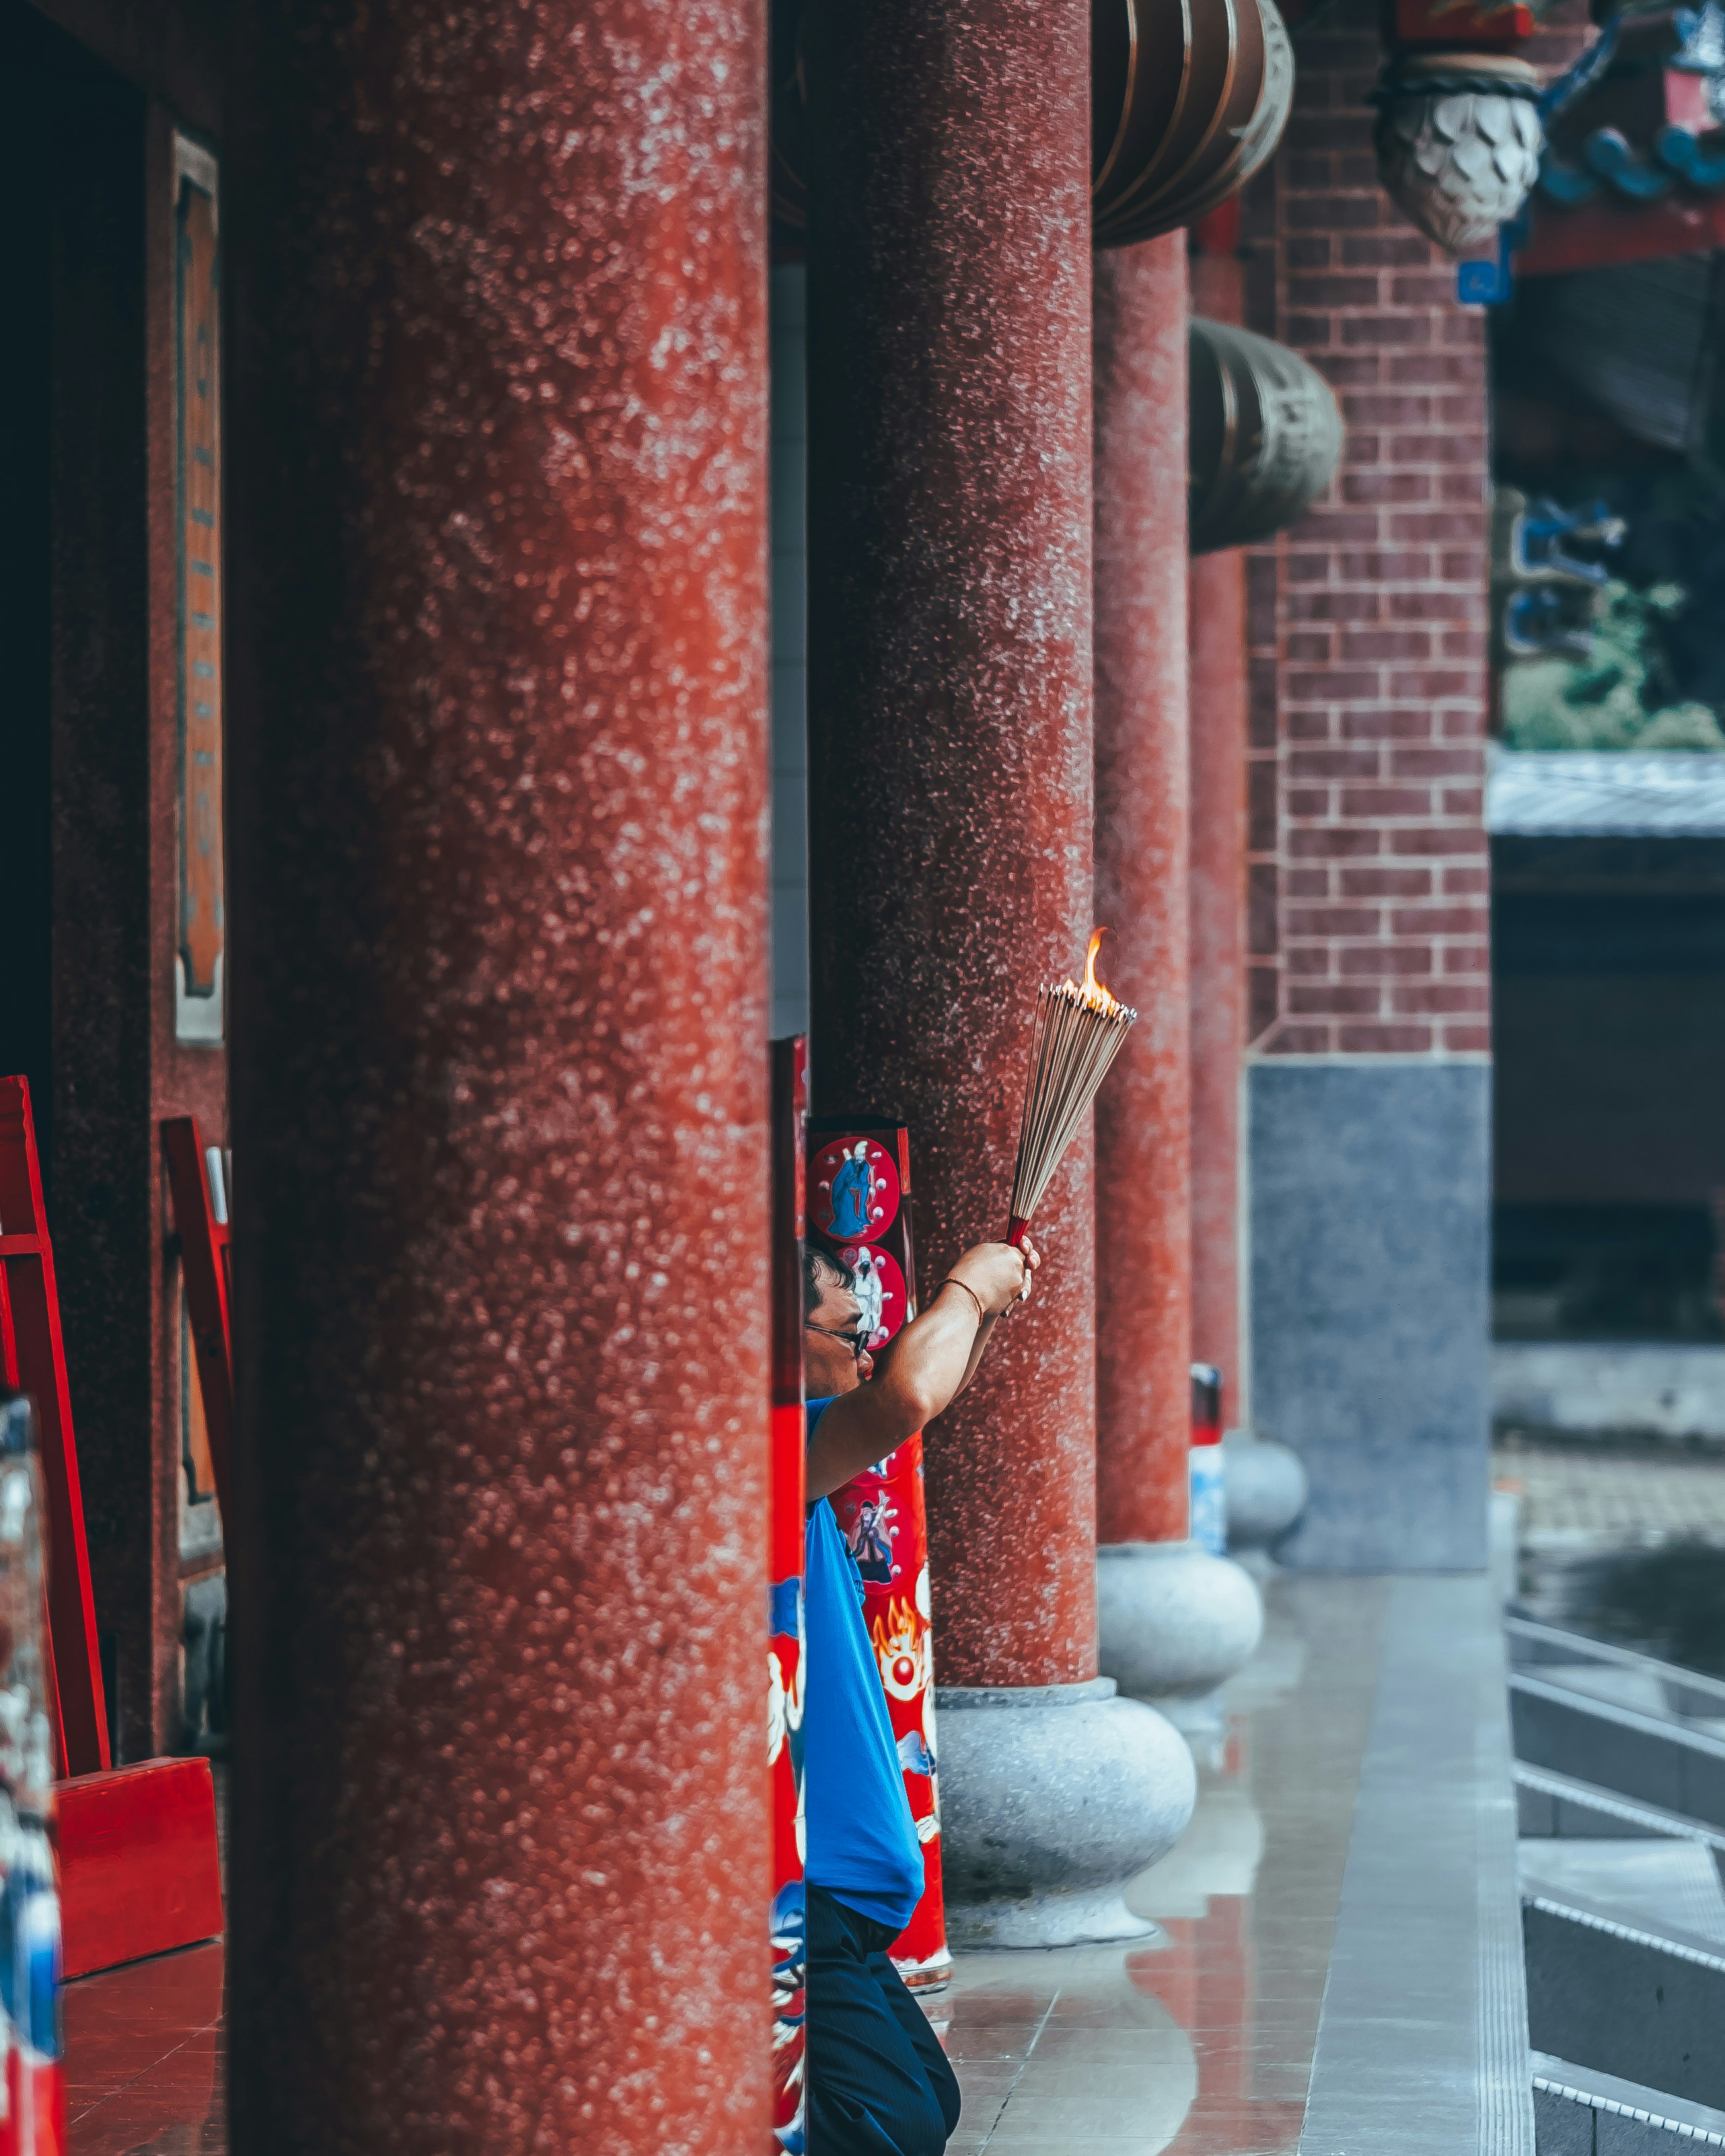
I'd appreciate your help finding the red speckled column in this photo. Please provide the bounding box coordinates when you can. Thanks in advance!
[1188,547,1247,1394]
[223,5,769,2151]
[803,0,1096,1690]
[1189,229,1249,1404]
[1093,236,1193,1546]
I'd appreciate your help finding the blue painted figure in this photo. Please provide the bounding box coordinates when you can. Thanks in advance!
[829,1145,873,1240]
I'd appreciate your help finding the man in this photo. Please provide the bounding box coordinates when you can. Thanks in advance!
[801,1231,1039,2155]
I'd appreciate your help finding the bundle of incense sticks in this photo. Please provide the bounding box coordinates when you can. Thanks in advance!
[1006,931,1137,1248]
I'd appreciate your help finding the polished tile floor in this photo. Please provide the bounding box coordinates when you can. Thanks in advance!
[65,1579,1389,2154]
[928,1575,1389,2155]
[65,1941,225,2155]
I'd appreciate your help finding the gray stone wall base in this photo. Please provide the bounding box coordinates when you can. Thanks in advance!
[1248,1058,1492,1571]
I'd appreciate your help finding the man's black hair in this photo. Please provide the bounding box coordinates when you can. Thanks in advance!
[803,1242,856,1318]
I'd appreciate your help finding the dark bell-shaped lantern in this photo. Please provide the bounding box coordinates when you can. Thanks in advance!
[1091,0,1296,245]
[1189,318,1342,552]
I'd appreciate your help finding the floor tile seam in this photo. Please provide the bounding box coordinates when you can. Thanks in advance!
[971,1989,1062,2151]
[82,2026,217,2106]
[67,2075,192,2126]
[63,2046,199,2115]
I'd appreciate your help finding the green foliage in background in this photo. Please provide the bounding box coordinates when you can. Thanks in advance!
[1501,580,1725,752]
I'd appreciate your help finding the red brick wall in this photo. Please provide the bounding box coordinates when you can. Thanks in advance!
[1523,3,1596,92]
[1240,0,1495,1056]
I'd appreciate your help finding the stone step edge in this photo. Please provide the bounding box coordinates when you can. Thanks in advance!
[1512,1672,1725,1762]
[1523,1892,1725,1972]
[1532,2050,1725,2145]
[1506,1616,1725,1714]
[1515,1762,1725,1851]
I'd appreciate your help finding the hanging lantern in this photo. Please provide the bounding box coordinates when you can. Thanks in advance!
[1189,318,1342,553]
[1374,52,1544,254]
[1093,0,1296,246]
[1207,0,1298,219]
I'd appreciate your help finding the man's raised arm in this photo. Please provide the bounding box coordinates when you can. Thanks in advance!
[805,1240,1037,1498]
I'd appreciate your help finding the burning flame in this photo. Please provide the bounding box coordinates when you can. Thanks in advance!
[1063,927,1126,1017]
[1082,928,1108,998]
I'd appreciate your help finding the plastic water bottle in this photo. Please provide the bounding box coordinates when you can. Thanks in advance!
[1189,1362,1227,1557]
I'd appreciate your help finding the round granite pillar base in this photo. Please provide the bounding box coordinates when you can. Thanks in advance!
[1097,1541,1265,1702]
[1223,1429,1310,1559]
[934,1676,1196,1949]
[1147,1684,1232,1773]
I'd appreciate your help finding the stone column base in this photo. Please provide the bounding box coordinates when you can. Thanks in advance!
[935,1676,1196,1949]
[1097,1540,1265,1702]
[1223,1429,1309,1560]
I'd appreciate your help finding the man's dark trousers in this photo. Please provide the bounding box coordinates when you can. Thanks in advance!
[805,1884,961,2155]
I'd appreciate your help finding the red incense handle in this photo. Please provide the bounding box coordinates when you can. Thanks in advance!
[1006,1215,1030,1250]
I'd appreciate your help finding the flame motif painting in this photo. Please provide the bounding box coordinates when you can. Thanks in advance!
[873,1595,930,1704]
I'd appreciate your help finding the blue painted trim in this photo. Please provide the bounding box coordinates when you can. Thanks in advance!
[1538,117,1725,205]
[1585,127,1676,200]
[1658,122,1725,188]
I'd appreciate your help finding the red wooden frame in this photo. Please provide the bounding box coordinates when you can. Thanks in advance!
[161,1114,233,1528]
[0,1078,224,1979]
[0,1077,110,1778]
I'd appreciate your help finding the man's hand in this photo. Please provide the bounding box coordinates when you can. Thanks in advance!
[944,1235,1041,1315]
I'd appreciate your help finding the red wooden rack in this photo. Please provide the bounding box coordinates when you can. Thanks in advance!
[161,1115,233,1530]
[0,1076,223,1978]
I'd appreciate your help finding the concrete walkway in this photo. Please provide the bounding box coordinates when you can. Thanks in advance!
[936,1574,1531,2155]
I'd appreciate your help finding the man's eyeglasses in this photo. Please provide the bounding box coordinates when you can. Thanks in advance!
[805,1320,873,1360]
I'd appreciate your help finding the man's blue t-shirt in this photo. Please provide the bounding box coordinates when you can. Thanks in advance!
[802,1398,924,1931]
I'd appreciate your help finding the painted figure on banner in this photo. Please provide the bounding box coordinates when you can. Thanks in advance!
[809,1136,901,1247]
[836,1243,909,1351]
[829,1144,874,1239]
[849,1247,887,1348]
[846,1494,897,1585]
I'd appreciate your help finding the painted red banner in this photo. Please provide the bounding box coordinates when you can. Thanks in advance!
[809,1122,951,1991]
[769,1042,809,2150]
